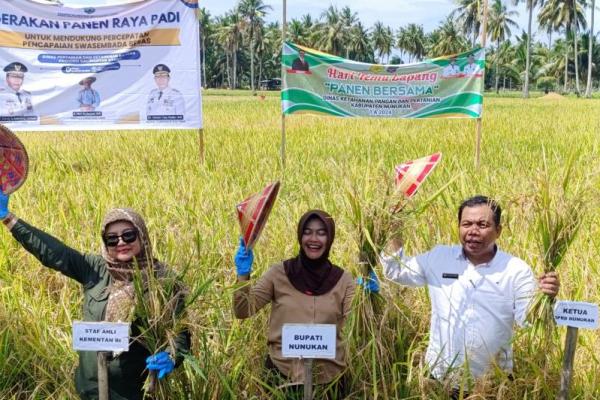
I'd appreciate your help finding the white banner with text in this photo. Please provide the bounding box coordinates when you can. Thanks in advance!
[0,0,202,131]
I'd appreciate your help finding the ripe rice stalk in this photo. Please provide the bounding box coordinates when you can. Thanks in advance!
[344,165,458,276]
[526,150,591,341]
[343,165,458,398]
[131,259,213,398]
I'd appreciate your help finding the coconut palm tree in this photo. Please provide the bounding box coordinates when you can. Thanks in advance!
[340,6,359,58]
[452,0,483,46]
[288,19,306,45]
[312,6,346,56]
[406,23,427,61]
[584,0,595,96]
[539,0,588,95]
[371,21,393,63]
[488,0,519,92]
[197,8,211,89]
[428,16,469,56]
[348,22,374,62]
[214,11,243,89]
[238,0,272,93]
[512,0,546,98]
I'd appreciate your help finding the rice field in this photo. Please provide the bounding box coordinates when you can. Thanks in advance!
[1,90,599,399]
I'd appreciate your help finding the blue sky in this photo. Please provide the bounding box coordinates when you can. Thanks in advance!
[58,0,599,43]
[201,0,533,37]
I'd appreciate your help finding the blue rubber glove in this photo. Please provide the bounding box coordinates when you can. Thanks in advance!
[0,191,9,219]
[146,351,175,379]
[357,270,380,294]
[234,237,254,276]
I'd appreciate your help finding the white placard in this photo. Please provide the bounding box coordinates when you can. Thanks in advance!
[554,301,599,329]
[282,324,336,359]
[72,321,130,352]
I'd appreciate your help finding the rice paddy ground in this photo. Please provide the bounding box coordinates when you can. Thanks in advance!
[0,90,599,399]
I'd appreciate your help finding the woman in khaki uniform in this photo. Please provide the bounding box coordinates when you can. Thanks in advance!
[233,210,355,398]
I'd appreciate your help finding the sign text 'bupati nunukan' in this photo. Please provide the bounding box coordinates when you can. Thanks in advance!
[73,321,130,352]
[282,324,336,359]
[0,0,201,131]
[282,42,484,119]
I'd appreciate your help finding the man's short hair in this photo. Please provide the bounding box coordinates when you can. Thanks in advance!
[458,195,501,226]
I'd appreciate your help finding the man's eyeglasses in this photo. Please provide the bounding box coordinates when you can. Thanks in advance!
[103,229,139,247]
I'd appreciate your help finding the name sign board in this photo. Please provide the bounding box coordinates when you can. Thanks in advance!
[554,301,599,329]
[72,321,130,352]
[282,324,336,359]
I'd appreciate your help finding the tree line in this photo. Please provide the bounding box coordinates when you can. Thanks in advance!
[199,0,599,97]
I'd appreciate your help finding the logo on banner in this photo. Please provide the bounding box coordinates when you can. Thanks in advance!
[83,8,96,14]
[180,0,199,8]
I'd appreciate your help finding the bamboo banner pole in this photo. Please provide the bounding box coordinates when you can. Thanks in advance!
[195,8,205,165]
[280,0,287,169]
[558,326,579,400]
[475,0,489,169]
[97,352,109,400]
[303,358,314,400]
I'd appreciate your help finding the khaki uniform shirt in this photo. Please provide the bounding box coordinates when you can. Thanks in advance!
[234,263,355,384]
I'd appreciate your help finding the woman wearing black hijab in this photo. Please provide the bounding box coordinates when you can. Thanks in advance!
[233,210,355,398]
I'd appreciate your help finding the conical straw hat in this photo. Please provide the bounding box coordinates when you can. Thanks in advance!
[394,152,441,198]
[237,181,280,249]
[0,124,29,195]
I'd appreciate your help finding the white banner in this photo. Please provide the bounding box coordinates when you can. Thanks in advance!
[281,323,336,359]
[554,301,599,330]
[72,321,130,352]
[0,0,202,131]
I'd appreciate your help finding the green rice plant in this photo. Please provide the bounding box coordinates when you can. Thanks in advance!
[1,93,600,398]
[526,149,593,352]
[131,258,214,398]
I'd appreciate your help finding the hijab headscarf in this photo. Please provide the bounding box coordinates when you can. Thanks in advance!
[283,210,344,296]
[101,208,166,322]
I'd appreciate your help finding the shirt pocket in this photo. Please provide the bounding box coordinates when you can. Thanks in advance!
[83,283,109,321]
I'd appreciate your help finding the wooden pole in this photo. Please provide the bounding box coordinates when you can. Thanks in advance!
[195,8,205,165]
[558,326,579,400]
[280,0,287,169]
[475,0,489,169]
[97,352,109,400]
[303,358,313,400]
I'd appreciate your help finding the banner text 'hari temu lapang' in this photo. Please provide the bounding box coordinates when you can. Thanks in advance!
[0,0,201,131]
[282,42,484,119]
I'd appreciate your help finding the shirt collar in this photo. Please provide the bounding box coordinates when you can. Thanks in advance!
[455,244,499,267]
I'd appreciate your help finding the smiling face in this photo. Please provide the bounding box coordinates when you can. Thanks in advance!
[104,220,142,263]
[301,217,329,260]
[459,204,501,265]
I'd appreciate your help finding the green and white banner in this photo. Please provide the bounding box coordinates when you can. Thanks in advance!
[282,42,484,119]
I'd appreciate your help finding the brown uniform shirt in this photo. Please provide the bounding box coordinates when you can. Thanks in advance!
[234,262,355,384]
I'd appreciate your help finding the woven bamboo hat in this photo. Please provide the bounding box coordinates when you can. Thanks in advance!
[236,181,280,249]
[0,124,28,195]
[394,152,442,198]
